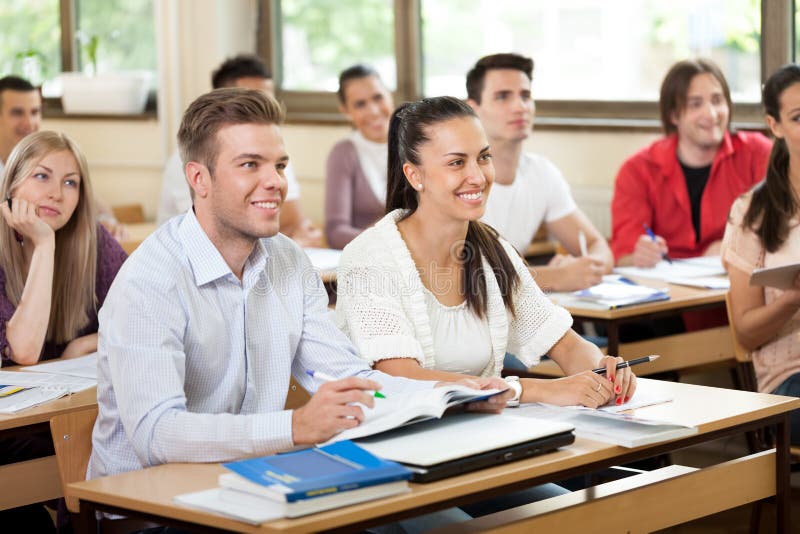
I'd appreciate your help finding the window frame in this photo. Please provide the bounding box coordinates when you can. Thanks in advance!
[41,0,157,119]
[259,0,795,131]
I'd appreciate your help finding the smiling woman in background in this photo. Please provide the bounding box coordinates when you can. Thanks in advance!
[0,130,127,366]
[324,64,394,249]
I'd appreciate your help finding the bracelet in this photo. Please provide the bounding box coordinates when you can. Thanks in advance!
[504,375,522,407]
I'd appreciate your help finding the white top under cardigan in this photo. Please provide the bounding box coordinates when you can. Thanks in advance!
[335,210,574,377]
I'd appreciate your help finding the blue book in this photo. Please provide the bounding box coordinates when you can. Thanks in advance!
[221,440,412,503]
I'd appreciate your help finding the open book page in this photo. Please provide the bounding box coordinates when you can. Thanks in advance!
[0,370,95,393]
[666,276,730,290]
[569,275,669,309]
[21,352,98,379]
[323,385,503,444]
[615,256,726,283]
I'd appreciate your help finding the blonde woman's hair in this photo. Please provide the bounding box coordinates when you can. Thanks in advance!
[0,131,98,344]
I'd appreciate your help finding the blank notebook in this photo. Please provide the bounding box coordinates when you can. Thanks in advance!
[354,412,574,482]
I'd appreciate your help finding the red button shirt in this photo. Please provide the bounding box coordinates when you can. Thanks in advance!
[611,131,772,261]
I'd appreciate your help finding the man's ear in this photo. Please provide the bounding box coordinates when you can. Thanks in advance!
[466,98,480,112]
[185,161,211,199]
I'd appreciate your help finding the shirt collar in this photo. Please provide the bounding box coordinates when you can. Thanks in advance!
[178,208,270,287]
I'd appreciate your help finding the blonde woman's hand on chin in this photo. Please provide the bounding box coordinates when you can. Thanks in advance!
[1,197,55,247]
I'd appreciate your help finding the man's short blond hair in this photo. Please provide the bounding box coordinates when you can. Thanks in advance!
[177,87,285,176]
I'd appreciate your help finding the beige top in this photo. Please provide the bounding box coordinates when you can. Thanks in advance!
[721,191,800,393]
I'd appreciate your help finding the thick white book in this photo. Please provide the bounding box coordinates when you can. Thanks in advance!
[176,481,409,522]
[750,262,800,290]
[323,384,505,444]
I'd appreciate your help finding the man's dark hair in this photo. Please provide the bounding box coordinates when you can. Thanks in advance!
[659,58,732,135]
[466,53,534,104]
[0,76,36,108]
[211,55,272,89]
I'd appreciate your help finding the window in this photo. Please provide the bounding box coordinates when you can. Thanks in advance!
[0,0,157,114]
[261,0,793,127]
[280,0,396,91]
[422,0,761,103]
[0,0,61,86]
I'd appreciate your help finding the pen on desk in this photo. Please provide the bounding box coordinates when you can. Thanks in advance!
[305,369,386,398]
[578,230,588,257]
[592,355,660,375]
[642,224,672,264]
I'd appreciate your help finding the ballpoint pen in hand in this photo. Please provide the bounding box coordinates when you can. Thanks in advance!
[306,369,386,398]
[592,355,660,374]
[642,224,672,264]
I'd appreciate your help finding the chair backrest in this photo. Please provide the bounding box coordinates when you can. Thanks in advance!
[725,291,751,363]
[111,203,145,224]
[50,406,98,513]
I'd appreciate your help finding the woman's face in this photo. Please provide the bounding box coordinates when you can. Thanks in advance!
[12,149,81,231]
[769,81,800,158]
[340,75,393,143]
[406,116,494,223]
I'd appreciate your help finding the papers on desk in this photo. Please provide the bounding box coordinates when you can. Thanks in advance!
[21,352,98,379]
[304,247,342,273]
[615,256,727,285]
[0,370,95,394]
[0,386,68,414]
[516,388,697,448]
[569,275,669,309]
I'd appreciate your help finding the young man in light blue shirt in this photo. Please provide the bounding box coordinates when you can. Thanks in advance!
[88,88,509,531]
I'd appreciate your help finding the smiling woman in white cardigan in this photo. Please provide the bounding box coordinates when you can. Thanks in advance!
[335,96,637,408]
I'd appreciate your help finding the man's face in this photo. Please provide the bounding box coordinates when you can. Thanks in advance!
[233,77,275,98]
[470,69,534,143]
[0,89,42,149]
[672,72,730,151]
[203,122,289,242]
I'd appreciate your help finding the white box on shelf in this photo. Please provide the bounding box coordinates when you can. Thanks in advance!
[60,72,150,115]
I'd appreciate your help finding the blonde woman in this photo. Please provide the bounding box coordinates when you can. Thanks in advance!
[0,130,127,366]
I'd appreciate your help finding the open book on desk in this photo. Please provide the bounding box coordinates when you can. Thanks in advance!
[0,370,95,393]
[0,386,68,414]
[615,256,726,284]
[553,275,669,310]
[515,388,697,447]
[322,384,505,444]
[21,352,98,379]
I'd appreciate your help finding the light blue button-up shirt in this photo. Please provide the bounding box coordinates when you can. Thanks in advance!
[88,210,433,479]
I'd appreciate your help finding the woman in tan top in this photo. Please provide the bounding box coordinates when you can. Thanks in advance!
[722,63,800,444]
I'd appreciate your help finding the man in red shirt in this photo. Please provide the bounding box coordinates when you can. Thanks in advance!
[611,58,772,267]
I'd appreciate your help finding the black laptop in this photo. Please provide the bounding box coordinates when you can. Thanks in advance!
[354,412,575,483]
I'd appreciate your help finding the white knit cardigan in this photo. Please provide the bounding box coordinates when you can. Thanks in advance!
[335,210,573,377]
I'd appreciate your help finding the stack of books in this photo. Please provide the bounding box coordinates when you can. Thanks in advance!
[175,440,412,524]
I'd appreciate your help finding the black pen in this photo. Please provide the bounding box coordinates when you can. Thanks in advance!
[592,355,660,374]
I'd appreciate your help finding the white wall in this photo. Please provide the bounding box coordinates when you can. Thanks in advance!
[41,0,659,227]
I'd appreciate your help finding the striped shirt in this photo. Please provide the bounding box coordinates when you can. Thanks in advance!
[88,209,433,479]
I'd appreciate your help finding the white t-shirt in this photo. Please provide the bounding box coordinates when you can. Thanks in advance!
[482,153,577,253]
[156,150,301,225]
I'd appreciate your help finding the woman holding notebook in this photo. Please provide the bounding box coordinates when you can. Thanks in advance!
[335,95,636,410]
[0,131,127,366]
[722,64,800,444]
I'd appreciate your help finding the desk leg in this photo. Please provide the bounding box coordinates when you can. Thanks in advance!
[776,413,790,534]
[74,503,96,534]
[606,323,619,356]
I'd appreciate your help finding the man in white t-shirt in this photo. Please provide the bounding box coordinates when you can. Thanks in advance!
[467,53,613,292]
[157,55,323,247]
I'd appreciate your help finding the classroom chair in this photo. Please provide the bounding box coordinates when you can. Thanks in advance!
[50,406,97,516]
[111,203,145,224]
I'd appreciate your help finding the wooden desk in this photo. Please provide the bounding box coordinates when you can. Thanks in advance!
[119,222,157,255]
[68,380,799,533]
[532,277,730,377]
[0,371,97,511]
